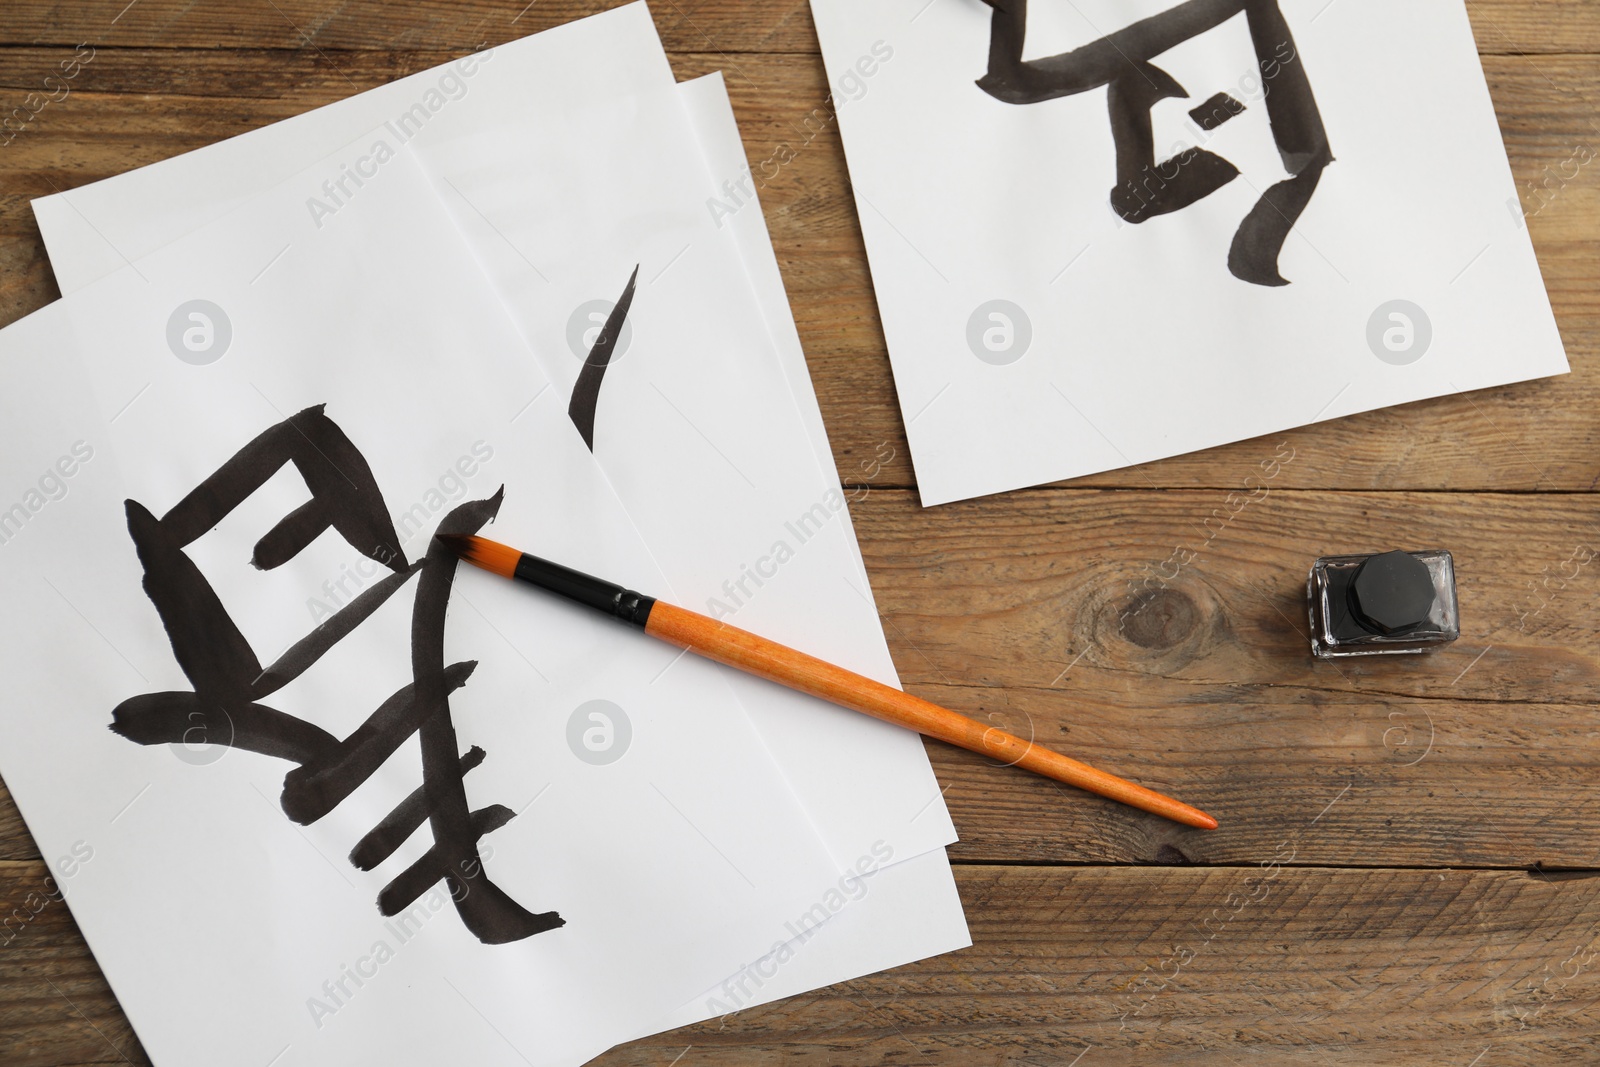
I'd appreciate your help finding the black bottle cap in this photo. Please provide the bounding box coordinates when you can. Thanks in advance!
[1349,550,1436,636]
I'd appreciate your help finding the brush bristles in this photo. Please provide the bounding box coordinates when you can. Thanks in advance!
[436,534,521,579]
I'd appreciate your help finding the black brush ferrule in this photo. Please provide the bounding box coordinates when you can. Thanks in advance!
[512,553,655,627]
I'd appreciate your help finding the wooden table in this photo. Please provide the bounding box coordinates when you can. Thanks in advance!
[2,2,1598,1064]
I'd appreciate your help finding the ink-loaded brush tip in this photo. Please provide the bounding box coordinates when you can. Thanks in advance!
[434,534,521,579]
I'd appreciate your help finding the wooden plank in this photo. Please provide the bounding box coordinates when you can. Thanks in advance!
[6,860,1598,1065]
[0,0,821,54]
[848,486,1600,865]
[924,695,1600,867]
[0,861,148,1067]
[0,0,1593,55]
[0,217,57,323]
[858,487,1600,705]
[602,866,1600,1066]
[1,50,1596,492]
[0,784,36,864]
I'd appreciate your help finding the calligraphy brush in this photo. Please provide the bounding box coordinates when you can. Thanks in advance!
[436,534,1219,831]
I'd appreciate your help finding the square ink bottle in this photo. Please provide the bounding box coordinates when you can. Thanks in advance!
[1307,549,1459,659]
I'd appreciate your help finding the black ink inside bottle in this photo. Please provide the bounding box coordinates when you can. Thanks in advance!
[1308,549,1460,658]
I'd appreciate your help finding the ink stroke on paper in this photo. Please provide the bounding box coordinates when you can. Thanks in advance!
[809,0,1566,504]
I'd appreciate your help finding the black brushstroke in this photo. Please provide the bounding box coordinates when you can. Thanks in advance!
[1189,91,1246,131]
[976,0,1332,285]
[250,561,424,698]
[155,404,403,571]
[111,410,561,945]
[350,747,486,871]
[403,490,562,942]
[567,265,640,452]
[379,804,517,917]
[112,691,339,765]
[1106,60,1239,224]
[123,499,264,705]
[279,661,479,825]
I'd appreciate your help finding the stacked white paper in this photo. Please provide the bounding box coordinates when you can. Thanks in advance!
[0,6,970,1065]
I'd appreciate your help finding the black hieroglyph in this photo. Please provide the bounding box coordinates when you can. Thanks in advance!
[110,405,563,945]
[976,0,1333,286]
[568,265,640,452]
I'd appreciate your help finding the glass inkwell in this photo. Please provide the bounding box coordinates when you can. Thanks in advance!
[1308,549,1459,659]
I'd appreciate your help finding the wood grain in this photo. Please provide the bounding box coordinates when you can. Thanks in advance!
[0,0,1593,55]
[839,488,1600,867]
[0,861,149,1067]
[1,2,1598,1066]
[0,783,34,864]
[595,865,1600,1066]
[6,859,1600,1066]
[858,489,1600,706]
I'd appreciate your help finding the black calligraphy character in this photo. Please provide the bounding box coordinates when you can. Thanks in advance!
[111,405,562,944]
[976,0,1333,286]
[568,265,640,452]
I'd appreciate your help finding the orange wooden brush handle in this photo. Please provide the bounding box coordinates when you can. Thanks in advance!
[644,601,1217,831]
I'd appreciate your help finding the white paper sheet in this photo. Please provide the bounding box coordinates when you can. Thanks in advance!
[1,143,846,1067]
[408,71,970,1034]
[27,7,969,1044]
[31,1,957,871]
[641,75,971,1031]
[810,0,1569,505]
[400,69,974,1037]
[655,846,966,1028]
[413,77,958,868]
[31,3,674,296]
[681,75,874,582]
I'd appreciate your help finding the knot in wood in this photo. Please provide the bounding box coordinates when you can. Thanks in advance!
[1118,588,1199,650]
